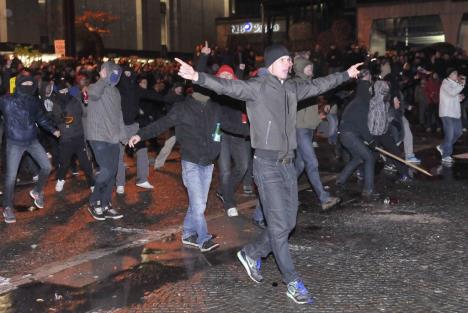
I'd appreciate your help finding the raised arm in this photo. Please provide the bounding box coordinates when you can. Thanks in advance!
[295,63,362,101]
[175,58,257,102]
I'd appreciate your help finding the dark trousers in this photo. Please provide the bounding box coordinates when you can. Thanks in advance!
[244,155,299,284]
[89,140,119,207]
[57,137,95,187]
[217,133,251,209]
[3,140,51,208]
[337,131,375,193]
[375,131,408,176]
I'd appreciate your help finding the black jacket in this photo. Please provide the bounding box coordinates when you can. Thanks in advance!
[51,93,85,141]
[339,80,373,141]
[138,95,221,166]
[0,92,56,144]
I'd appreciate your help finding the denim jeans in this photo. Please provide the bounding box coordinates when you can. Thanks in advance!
[337,131,375,193]
[440,117,462,158]
[252,199,265,222]
[295,128,329,203]
[181,160,214,246]
[217,133,251,209]
[89,141,120,207]
[116,123,149,186]
[3,140,51,208]
[244,155,299,284]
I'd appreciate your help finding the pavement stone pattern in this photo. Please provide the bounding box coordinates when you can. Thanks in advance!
[112,171,468,313]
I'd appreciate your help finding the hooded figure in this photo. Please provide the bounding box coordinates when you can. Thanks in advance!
[294,57,322,130]
[86,61,127,144]
[15,74,38,97]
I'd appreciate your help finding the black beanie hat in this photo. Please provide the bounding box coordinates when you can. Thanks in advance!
[264,44,290,68]
[446,67,457,78]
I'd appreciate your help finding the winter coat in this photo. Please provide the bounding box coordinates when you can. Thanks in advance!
[439,78,465,118]
[196,69,349,153]
[51,93,85,141]
[0,91,56,144]
[138,94,221,166]
[86,61,127,144]
[294,57,321,130]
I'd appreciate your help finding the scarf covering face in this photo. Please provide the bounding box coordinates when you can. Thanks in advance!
[15,75,37,96]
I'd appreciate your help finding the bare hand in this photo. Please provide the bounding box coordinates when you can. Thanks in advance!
[393,97,401,109]
[239,63,246,71]
[347,62,364,79]
[175,58,199,81]
[128,135,141,148]
[53,130,60,138]
[201,41,211,55]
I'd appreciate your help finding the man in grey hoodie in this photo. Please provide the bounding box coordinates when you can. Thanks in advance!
[86,61,127,221]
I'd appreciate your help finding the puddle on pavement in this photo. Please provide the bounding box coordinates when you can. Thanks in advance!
[0,243,240,313]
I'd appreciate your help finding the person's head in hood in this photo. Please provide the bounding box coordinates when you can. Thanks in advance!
[293,56,313,80]
[99,61,122,86]
[264,44,292,80]
[172,82,185,96]
[216,65,237,80]
[15,74,37,96]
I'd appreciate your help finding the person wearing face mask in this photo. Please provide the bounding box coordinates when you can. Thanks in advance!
[114,65,158,195]
[85,61,128,221]
[173,43,362,305]
[127,51,223,253]
[51,78,95,193]
[0,74,60,223]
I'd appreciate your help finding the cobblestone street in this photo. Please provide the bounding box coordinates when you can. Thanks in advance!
[0,135,467,313]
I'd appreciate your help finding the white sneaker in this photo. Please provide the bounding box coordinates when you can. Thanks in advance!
[55,179,65,192]
[116,186,125,194]
[312,141,319,148]
[441,156,454,164]
[227,207,239,217]
[136,181,154,189]
[90,186,95,192]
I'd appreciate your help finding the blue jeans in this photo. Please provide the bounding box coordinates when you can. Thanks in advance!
[337,131,375,193]
[252,199,265,222]
[217,133,251,209]
[181,160,214,246]
[89,141,120,207]
[3,140,51,208]
[440,117,462,158]
[295,128,329,203]
[244,155,299,284]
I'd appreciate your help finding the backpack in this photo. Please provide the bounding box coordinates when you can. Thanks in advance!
[368,80,390,136]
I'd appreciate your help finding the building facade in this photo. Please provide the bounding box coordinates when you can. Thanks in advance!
[0,0,229,55]
[357,0,468,54]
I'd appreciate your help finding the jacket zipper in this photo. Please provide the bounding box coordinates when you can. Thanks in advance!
[265,120,272,145]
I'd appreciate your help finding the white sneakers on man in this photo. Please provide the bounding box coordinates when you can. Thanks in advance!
[136,181,154,189]
[227,207,239,217]
[116,186,125,194]
[55,179,65,192]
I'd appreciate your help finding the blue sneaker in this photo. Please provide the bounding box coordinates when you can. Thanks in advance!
[405,156,421,164]
[237,250,263,283]
[286,279,314,304]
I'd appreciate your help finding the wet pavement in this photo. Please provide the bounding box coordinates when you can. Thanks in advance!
[0,133,467,312]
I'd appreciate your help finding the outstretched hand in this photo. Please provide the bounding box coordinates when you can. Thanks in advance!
[128,135,141,148]
[174,58,199,81]
[347,62,364,79]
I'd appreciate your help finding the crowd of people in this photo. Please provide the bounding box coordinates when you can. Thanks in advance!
[0,40,466,305]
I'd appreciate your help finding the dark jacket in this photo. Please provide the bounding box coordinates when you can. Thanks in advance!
[51,93,85,141]
[196,71,349,153]
[117,69,140,125]
[137,95,221,166]
[339,80,373,141]
[0,92,56,144]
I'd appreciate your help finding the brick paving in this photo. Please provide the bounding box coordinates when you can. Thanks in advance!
[1,135,467,312]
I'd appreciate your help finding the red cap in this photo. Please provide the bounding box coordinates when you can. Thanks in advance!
[216,65,237,80]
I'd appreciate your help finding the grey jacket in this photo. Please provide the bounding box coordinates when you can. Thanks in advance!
[86,74,127,144]
[196,71,349,153]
